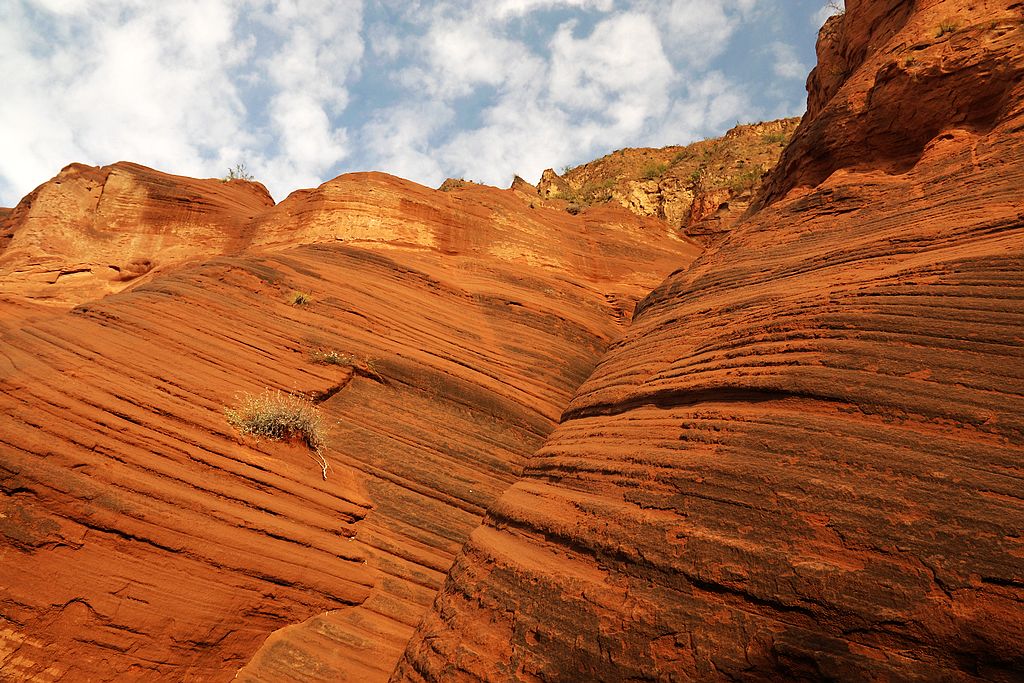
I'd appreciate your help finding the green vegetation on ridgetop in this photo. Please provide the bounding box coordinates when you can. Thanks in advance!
[543,117,800,236]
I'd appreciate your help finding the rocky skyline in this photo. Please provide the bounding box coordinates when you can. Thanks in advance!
[1,0,837,206]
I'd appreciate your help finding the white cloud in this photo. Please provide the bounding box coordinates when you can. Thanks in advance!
[0,0,363,205]
[437,102,578,186]
[359,103,452,184]
[27,0,90,14]
[367,22,403,60]
[0,0,249,200]
[0,1,821,206]
[548,13,674,125]
[653,0,749,67]
[249,0,364,195]
[257,1,363,112]
[488,0,613,19]
[383,7,681,187]
[768,41,809,79]
[415,16,544,98]
[260,92,348,191]
[650,71,757,145]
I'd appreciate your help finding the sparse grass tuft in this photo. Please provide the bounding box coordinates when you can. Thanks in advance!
[363,358,382,381]
[225,390,330,479]
[761,131,787,145]
[936,21,958,37]
[309,348,358,366]
[672,149,693,164]
[291,291,311,306]
[728,168,764,194]
[689,166,713,191]
[309,348,384,382]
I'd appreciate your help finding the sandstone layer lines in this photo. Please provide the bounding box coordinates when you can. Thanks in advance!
[395,1,1024,680]
[0,173,695,681]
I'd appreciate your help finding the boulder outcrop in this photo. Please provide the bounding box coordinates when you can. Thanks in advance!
[395,0,1024,680]
[535,118,799,243]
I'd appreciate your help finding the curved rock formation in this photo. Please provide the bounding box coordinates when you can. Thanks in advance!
[0,171,695,680]
[0,162,274,308]
[395,0,1024,680]
[4,1,1023,680]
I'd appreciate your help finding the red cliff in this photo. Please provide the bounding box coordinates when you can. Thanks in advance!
[0,162,274,309]
[0,171,694,680]
[395,0,1024,680]
[1,0,1022,680]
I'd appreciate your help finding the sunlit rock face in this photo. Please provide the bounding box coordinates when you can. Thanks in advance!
[394,1,1024,680]
[535,117,800,244]
[0,168,695,681]
[0,162,275,308]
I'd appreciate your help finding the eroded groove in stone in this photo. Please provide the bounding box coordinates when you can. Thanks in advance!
[395,1,1024,680]
[0,171,696,681]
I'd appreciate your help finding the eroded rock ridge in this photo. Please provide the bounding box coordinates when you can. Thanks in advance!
[395,0,1024,680]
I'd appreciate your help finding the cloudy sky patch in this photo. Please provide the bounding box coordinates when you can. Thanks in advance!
[1,0,836,205]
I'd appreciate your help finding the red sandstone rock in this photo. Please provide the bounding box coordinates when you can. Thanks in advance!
[0,162,273,308]
[395,1,1024,680]
[4,1,1024,680]
[0,169,695,681]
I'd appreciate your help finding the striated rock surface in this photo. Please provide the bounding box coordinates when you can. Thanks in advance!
[396,0,1024,680]
[0,162,274,308]
[0,171,695,681]
[5,1,1024,680]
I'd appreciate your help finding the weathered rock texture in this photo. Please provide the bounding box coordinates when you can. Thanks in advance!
[535,118,799,243]
[0,170,695,681]
[395,0,1024,680]
[0,162,274,308]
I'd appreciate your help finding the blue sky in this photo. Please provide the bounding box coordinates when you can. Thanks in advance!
[0,0,842,206]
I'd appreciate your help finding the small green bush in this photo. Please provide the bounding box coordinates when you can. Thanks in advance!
[671,149,692,164]
[762,131,787,145]
[224,163,254,181]
[936,21,957,37]
[642,162,669,180]
[225,390,330,478]
[689,166,713,191]
[728,168,764,194]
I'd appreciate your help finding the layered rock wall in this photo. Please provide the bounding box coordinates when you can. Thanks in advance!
[0,172,695,681]
[3,1,1023,680]
[395,1,1024,680]
[0,162,273,307]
